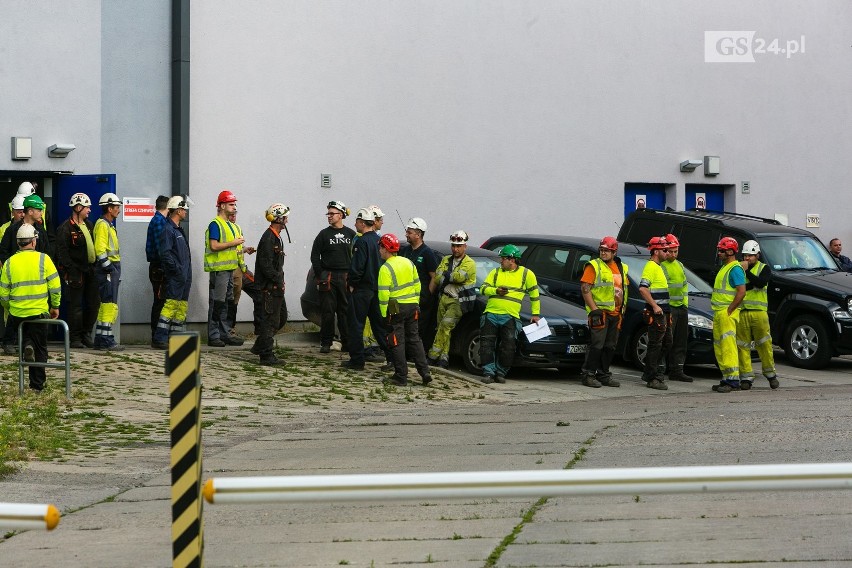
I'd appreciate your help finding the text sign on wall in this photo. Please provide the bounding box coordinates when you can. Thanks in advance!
[123,197,155,223]
[806,214,820,228]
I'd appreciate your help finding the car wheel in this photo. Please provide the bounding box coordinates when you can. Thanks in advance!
[461,326,483,374]
[628,327,649,371]
[783,315,832,369]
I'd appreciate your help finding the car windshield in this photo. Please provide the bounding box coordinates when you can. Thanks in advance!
[469,254,550,294]
[757,236,838,271]
[619,255,713,294]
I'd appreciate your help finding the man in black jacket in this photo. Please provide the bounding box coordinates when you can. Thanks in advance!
[152,196,192,349]
[250,203,289,366]
[55,193,100,348]
[310,200,355,353]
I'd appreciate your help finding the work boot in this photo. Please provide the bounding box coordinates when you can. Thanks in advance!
[81,336,95,348]
[740,380,753,391]
[646,378,668,390]
[96,343,125,352]
[70,341,85,349]
[581,374,602,388]
[669,373,694,382]
[380,362,394,372]
[223,334,244,346]
[494,375,506,384]
[151,341,168,350]
[767,375,780,389]
[421,375,432,386]
[2,344,16,355]
[259,355,283,367]
[208,338,226,347]
[712,382,740,393]
[386,375,408,387]
[364,352,384,363]
[597,375,620,387]
[481,375,495,384]
[340,359,365,371]
[319,344,331,354]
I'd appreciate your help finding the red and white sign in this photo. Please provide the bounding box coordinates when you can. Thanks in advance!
[122,197,155,223]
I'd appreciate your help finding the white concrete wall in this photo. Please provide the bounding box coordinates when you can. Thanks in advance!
[189,0,852,321]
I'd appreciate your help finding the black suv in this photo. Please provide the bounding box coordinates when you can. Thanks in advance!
[481,235,716,370]
[618,208,852,369]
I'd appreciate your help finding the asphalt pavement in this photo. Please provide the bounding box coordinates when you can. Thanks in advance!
[1,333,851,567]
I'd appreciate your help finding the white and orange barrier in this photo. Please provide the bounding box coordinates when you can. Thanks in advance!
[0,503,60,531]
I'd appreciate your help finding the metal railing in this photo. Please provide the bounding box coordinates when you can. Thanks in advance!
[17,319,71,398]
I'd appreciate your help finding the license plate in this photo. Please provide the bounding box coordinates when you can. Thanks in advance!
[567,344,588,354]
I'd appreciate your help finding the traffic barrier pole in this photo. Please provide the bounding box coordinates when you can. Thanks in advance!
[203,462,852,505]
[0,503,60,531]
[168,332,203,568]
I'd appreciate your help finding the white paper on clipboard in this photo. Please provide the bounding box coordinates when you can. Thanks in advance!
[523,318,551,343]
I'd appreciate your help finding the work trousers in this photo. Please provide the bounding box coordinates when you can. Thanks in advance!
[736,309,776,382]
[347,287,389,365]
[480,314,519,378]
[387,303,430,381]
[666,305,689,378]
[9,314,49,391]
[417,291,437,355]
[643,312,672,381]
[254,289,284,357]
[428,294,463,363]
[582,311,621,381]
[153,299,188,345]
[319,271,350,349]
[226,267,244,330]
[63,268,100,344]
[207,270,235,342]
[95,263,121,347]
[149,262,165,340]
[713,308,741,386]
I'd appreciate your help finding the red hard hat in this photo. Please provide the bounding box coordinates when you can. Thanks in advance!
[665,233,680,247]
[217,190,237,205]
[717,236,739,253]
[379,233,400,253]
[647,236,669,251]
[599,236,618,252]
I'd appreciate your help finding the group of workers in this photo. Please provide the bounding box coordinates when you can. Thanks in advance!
[0,182,786,392]
[580,234,779,393]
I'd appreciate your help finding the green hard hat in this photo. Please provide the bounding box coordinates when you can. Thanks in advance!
[23,194,45,210]
[498,244,522,259]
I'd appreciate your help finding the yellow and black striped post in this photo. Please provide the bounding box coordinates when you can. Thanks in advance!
[167,332,204,568]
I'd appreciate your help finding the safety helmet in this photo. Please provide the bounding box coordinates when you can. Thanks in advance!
[16,223,38,240]
[69,192,92,208]
[599,236,618,252]
[23,194,46,210]
[368,205,384,219]
[665,234,680,248]
[327,200,349,218]
[10,195,26,210]
[98,193,121,206]
[17,181,35,196]
[449,230,469,244]
[742,240,760,255]
[265,203,290,222]
[355,208,373,221]
[647,236,669,251]
[167,195,190,210]
[217,190,237,205]
[379,233,400,253]
[717,237,739,253]
[406,217,427,233]
[498,244,523,260]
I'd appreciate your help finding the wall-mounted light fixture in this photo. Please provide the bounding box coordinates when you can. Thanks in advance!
[48,143,76,158]
[679,159,703,172]
[12,137,32,160]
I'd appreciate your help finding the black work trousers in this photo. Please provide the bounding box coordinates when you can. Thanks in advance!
[319,271,350,349]
[479,316,519,378]
[149,263,165,340]
[417,291,437,355]
[666,305,689,377]
[255,289,284,357]
[643,311,673,381]
[9,314,49,391]
[582,311,621,380]
[347,287,389,365]
[387,303,430,381]
[63,269,100,344]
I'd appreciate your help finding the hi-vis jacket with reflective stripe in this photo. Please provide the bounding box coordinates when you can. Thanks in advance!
[742,261,769,311]
[586,258,628,313]
[711,261,743,311]
[378,255,421,317]
[204,216,239,272]
[639,260,669,310]
[481,266,540,319]
[94,217,120,270]
[661,259,688,308]
[0,250,61,317]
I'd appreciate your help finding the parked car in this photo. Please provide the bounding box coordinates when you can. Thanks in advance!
[300,242,591,374]
[481,234,716,370]
[618,208,852,369]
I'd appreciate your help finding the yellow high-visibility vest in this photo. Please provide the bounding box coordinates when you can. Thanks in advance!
[378,255,421,316]
[0,250,61,317]
[742,261,768,311]
[586,258,629,313]
[204,216,239,272]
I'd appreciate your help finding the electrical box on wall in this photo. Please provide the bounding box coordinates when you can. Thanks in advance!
[11,137,32,160]
[742,181,750,194]
[704,155,720,176]
[321,173,331,188]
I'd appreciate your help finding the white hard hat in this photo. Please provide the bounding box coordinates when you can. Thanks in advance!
[406,217,428,233]
[16,223,38,240]
[167,195,190,210]
[742,240,760,255]
[69,192,92,208]
[99,192,121,206]
[327,200,349,218]
[16,181,35,196]
[10,195,25,210]
[265,202,290,222]
[368,205,384,219]
[355,208,373,221]
[449,230,469,244]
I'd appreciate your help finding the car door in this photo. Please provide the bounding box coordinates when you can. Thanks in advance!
[518,244,572,299]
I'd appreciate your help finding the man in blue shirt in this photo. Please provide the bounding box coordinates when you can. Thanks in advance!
[400,217,438,352]
[145,195,169,347]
